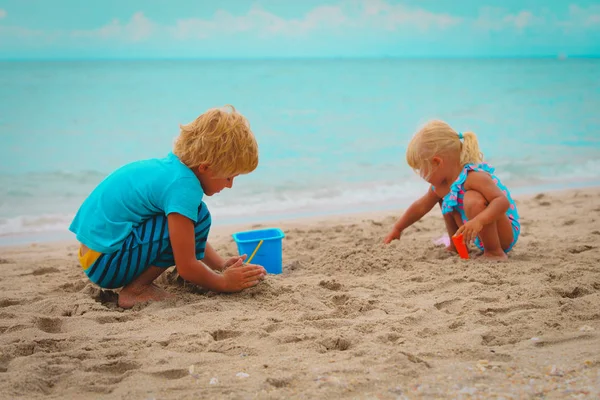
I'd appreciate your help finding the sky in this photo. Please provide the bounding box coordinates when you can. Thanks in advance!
[0,0,599,59]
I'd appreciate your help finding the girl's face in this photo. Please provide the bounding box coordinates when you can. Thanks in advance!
[419,156,444,186]
[421,153,464,188]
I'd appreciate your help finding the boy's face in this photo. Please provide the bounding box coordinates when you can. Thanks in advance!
[196,165,237,196]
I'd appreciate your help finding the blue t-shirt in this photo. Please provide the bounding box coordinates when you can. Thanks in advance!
[69,152,204,253]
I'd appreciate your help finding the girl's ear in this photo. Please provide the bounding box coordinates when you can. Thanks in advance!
[431,156,442,167]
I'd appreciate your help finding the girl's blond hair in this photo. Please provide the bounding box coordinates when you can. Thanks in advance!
[406,120,483,176]
[173,105,258,177]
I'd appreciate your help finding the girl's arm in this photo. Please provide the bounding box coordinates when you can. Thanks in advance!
[463,172,510,226]
[455,172,510,244]
[384,189,440,243]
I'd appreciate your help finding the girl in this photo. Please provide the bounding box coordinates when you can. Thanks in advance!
[384,120,520,260]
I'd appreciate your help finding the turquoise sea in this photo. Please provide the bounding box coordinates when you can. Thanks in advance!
[1,58,599,245]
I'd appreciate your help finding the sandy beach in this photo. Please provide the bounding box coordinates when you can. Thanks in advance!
[0,187,599,399]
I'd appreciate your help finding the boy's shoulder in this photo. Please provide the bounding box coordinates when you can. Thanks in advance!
[101,153,199,192]
[113,153,189,176]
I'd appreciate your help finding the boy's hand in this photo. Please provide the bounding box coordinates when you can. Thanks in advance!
[221,254,247,271]
[221,258,266,292]
[455,218,483,245]
[383,227,402,244]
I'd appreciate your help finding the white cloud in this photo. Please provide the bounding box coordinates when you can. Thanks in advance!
[71,12,154,42]
[0,25,48,39]
[505,11,535,30]
[3,2,599,47]
[171,0,460,40]
[474,4,600,33]
[567,4,600,27]
[0,9,7,19]
[357,0,462,31]
[474,7,543,32]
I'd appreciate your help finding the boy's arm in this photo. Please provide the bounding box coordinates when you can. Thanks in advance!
[203,243,226,271]
[167,213,227,292]
[167,213,265,292]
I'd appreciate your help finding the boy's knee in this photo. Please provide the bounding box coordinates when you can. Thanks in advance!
[464,191,487,215]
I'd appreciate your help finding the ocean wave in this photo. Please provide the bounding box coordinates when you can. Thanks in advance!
[1,166,599,239]
[0,213,75,236]
[0,180,426,237]
[0,169,107,182]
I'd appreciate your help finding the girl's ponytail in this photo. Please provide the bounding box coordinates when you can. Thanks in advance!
[459,131,483,165]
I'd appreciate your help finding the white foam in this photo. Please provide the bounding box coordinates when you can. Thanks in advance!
[0,180,426,238]
[1,171,599,242]
[0,213,74,236]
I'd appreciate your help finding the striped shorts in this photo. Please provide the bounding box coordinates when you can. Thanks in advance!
[82,203,211,289]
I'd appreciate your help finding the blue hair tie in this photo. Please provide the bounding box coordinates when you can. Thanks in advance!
[457,132,464,140]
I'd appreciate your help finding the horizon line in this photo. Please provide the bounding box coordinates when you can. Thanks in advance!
[1,55,599,62]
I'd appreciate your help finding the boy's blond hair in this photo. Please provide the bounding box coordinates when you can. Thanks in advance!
[406,120,483,176]
[173,105,258,177]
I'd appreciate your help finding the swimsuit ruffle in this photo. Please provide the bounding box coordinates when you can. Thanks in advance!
[441,163,496,215]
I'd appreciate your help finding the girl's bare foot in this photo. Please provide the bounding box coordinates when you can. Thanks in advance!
[118,283,174,309]
[445,244,457,253]
[482,250,508,261]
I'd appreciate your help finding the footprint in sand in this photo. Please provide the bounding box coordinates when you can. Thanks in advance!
[319,279,342,291]
[83,285,119,306]
[532,332,597,348]
[318,336,352,352]
[433,298,460,311]
[31,338,69,353]
[0,298,22,308]
[331,294,350,306]
[87,360,141,375]
[210,329,242,341]
[554,286,590,299]
[35,317,64,334]
[31,267,60,276]
[59,280,88,293]
[478,303,541,317]
[149,368,189,380]
[568,245,595,254]
[266,377,292,388]
[94,314,135,324]
[264,323,282,333]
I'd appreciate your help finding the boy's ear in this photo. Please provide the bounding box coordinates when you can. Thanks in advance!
[196,164,210,173]
[431,156,442,166]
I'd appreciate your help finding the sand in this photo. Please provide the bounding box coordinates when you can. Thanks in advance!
[0,187,599,399]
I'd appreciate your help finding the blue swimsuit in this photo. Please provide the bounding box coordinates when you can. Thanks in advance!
[439,162,520,253]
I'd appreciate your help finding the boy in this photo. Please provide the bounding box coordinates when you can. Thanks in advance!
[70,105,266,308]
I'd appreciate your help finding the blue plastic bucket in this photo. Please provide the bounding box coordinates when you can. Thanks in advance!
[232,228,285,274]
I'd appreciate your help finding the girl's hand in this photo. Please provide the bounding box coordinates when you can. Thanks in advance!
[455,218,484,245]
[383,227,402,244]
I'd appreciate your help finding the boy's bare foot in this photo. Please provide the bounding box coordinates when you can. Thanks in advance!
[118,283,174,309]
[445,245,457,253]
[481,250,508,261]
